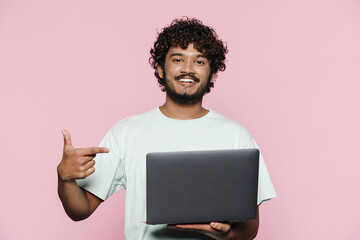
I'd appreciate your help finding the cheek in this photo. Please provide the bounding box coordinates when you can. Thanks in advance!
[164,65,176,77]
[197,65,211,77]
[201,71,211,81]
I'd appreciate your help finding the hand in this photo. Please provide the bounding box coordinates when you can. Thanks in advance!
[57,129,109,181]
[168,222,231,237]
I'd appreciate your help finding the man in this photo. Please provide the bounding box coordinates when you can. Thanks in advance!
[57,17,276,240]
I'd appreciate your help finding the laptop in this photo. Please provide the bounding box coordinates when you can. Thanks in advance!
[146,148,259,225]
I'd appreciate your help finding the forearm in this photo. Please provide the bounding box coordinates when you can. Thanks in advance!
[57,172,91,221]
[57,130,105,221]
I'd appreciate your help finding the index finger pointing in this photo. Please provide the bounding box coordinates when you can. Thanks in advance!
[77,147,110,156]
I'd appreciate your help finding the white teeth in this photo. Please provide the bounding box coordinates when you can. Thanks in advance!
[179,79,195,83]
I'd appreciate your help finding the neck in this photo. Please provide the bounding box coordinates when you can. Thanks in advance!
[159,94,209,120]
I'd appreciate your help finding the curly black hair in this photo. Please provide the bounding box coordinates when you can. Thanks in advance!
[149,17,228,92]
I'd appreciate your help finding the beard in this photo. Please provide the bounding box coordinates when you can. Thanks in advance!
[163,70,211,104]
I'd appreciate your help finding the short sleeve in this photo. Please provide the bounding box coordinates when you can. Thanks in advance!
[77,130,125,200]
[246,138,277,205]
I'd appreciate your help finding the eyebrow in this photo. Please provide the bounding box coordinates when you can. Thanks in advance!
[169,53,208,59]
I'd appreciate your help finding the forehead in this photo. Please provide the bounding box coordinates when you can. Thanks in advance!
[166,43,205,58]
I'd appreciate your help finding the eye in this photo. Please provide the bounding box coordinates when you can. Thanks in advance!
[196,60,205,65]
[172,58,182,63]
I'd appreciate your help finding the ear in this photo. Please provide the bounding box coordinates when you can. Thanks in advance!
[209,73,217,83]
[157,66,164,79]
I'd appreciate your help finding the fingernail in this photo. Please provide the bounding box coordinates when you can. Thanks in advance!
[105,148,110,152]
[211,222,217,228]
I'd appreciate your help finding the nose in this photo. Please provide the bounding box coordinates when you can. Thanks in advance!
[181,59,195,74]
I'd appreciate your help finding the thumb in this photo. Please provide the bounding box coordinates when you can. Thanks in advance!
[210,222,231,233]
[62,129,73,149]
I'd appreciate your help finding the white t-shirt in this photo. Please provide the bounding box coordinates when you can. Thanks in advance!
[77,107,276,240]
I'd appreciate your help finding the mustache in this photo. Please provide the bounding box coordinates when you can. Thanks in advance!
[175,74,200,83]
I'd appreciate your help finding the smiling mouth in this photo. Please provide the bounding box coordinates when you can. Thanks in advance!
[178,78,196,83]
[175,74,200,83]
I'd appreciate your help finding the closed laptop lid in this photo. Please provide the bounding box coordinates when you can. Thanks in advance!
[146,149,259,225]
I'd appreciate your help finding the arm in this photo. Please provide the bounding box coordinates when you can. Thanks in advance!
[168,207,259,240]
[57,129,108,221]
[57,176,103,221]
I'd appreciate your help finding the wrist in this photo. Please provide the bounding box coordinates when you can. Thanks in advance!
[57,164,75,182]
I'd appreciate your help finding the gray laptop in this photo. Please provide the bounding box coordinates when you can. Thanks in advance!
[146,149,259,225]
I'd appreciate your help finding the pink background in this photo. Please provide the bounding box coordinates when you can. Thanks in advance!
[1,0,359,239]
